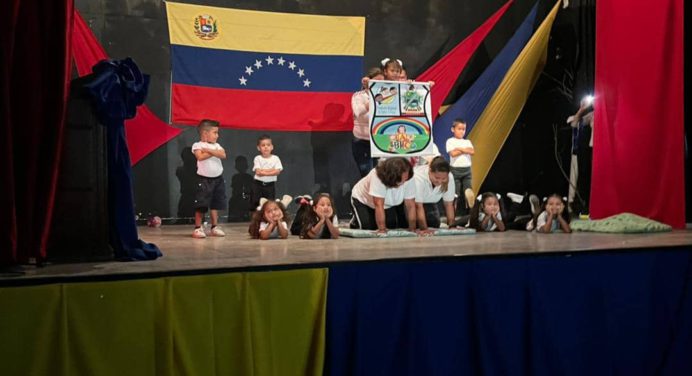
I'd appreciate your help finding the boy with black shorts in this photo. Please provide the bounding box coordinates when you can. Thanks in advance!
[191,119,227,238]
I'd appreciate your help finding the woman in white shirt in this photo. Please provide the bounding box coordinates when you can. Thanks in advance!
[413,157,457,234]
[350,157,416,233]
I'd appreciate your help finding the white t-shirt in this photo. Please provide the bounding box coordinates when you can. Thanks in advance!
[446,137,473,168]
[351,168,416,209]
[535,211,560,232]
[478,212,503,232]
[312,215,339,238]
[413,165,456,203]
[253,155,283,182]
[191,141,224,178]
[259,221,288,238]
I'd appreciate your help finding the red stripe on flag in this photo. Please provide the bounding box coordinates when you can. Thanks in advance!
[172,84,355,132]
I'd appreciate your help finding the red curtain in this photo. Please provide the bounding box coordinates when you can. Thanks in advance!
[591,0,685,228]
[0,0,74,265]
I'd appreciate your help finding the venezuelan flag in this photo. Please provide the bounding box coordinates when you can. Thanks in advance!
[166,2,365,131]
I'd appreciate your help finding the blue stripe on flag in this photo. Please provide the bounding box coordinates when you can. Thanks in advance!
[171,45,362,92]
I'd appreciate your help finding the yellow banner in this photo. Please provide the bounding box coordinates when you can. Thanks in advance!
[166,1,365,56]
[0,269,327,376]
[468,0,562,194]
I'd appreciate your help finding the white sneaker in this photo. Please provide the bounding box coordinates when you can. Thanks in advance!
[529,194,541,216]
[192,227,207,238]
[464,188,476,210]
[210,226,225,237]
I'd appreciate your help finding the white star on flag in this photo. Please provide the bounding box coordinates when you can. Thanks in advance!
[239,76,247,85]
[254,60,263,69]
[297,69,305,77]
[265,56,274,65]
[245,66,254,75]
[303,79,311,87]
[288,61,296,70]
[277,57,285,65]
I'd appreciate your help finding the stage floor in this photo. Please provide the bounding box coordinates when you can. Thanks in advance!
[5,224,692,282]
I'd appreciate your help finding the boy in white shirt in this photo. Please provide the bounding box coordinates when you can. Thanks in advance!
[252,134,283,210]
[445,119,475,216]
[191,119,227,238]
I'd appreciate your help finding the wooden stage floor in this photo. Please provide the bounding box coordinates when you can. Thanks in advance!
[5,224,692,282]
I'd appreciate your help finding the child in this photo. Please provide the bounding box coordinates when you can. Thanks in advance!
[252,134,283,211]
[469,192,506,232]
[381,57,403,81]
[290,195,313,235]
[191,119,227,238]
[299,193,340,239]
[446,119,475,216]
[249,199,289,239]
[530,194,572,233]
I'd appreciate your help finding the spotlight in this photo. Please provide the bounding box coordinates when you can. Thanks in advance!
[583,95,594,106]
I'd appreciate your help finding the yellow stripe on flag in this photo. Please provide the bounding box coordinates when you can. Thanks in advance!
[166,1,365,56]
[468,0,562,194]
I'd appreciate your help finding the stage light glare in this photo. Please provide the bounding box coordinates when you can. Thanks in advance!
[583,95,594,106]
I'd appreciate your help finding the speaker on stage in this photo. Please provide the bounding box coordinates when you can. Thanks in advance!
[47,75,112,261]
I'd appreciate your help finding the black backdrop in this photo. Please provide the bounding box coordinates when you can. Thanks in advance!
[75,0,597,220]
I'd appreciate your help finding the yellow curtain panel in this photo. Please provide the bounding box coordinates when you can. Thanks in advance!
[0,269,327,376]
[468,0,562,194]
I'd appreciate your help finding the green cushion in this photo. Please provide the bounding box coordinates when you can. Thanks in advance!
[339,228,476,238]
[571,213,672,233]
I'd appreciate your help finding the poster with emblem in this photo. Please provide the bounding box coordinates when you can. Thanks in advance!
[368,80,434,157]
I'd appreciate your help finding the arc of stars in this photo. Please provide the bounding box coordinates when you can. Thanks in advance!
[239,55,312,88]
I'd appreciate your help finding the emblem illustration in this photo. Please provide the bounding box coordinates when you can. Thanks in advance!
[194,15,218,40]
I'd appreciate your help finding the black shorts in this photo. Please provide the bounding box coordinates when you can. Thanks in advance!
[194,175,227,213]
[251,179,276,210]
[349,197,408,230]
[421,202,441,228]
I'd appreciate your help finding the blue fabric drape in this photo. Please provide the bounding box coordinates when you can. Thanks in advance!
[85,58,162,261]
[325,249,692,375]
[433,3,538,156]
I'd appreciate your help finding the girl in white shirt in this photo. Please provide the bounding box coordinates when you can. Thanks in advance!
[299,193,340,239]
[529,194,572,233]
[469,192,506,232]
[248,200,289,240]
